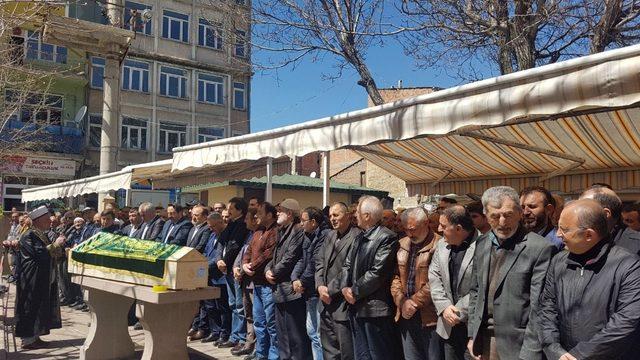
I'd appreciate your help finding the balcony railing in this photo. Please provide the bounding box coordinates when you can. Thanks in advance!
[0,119,85,154]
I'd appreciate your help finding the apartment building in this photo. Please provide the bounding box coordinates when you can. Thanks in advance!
[69,0,251,176]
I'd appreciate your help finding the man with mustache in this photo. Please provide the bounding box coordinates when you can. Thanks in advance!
[519,186,564,250]
[467,186,556,360]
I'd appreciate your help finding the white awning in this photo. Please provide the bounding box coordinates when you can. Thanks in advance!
[21,160,172,202]
[172,44,640,185]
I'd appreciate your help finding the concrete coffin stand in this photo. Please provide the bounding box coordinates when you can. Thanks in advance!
[72,275,219,360]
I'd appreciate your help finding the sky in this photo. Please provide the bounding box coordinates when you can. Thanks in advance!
[249,40,495,133]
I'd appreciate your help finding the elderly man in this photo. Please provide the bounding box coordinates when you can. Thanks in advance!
[390,207,440,360]
[15,206,63,349]
[581,186,640,256]
[159,204,193,246]
[430,205,478,360]
[538,199,640,360]
[138,202,165,241]
[519,186,564,250]
[315,202,360,360]
[467,186,555,360]
[265,198,311,360]
[99,210,121,234]
[341,196,399,360]
[382,209,397,233]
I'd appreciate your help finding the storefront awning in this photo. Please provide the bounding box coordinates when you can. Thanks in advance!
[21,160,172,202]
[172,44,640,186]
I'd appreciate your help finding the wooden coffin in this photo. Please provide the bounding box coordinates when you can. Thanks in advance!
[68,232,208,290]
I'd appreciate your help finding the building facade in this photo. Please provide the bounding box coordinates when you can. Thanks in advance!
[70,0,251,176]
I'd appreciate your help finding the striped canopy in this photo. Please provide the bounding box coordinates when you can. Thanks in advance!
[172,44,640,191]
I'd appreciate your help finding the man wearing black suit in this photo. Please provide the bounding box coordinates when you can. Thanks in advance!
[187,205,212,253]
[216,197,250,348]
[138,202,165,241]
[315,202,360,360]
[467,186,556,360]
[159,204,193,246]
[120,208,143,238]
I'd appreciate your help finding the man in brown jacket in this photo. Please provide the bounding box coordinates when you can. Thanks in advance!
[391,207,441,360]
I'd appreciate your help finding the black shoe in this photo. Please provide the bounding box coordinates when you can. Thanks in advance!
[7,275,16,284]
[80,304,90,312]
[218,340,238,348]
[69,300,83,307]
[201,333,219,343]
[72,302,86,310]
[133,322,143,330]
[232,346,254,356]
[0,285,8,293]
[213,338,228,346]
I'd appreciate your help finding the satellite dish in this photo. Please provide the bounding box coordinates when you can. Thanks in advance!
[74,105,87,124]
[309,171,317,178]
[141,9,153,23]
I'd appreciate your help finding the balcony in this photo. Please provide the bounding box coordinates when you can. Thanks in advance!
[0,119,85,154]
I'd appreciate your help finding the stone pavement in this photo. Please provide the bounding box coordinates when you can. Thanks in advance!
[0,285,241,360]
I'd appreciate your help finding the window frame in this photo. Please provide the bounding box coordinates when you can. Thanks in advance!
[158,122,187,153]
[122,59,150,93]
[159,65,188,99]
[5,90,64,125]
[124,1,153,36]
[25,31,67,64]
[197,127,224,143]
[234,29,247,58]
[90,57,105,89]
[162,10,189,43]
[121,116,148,150]
[88,114,102,148]
[197,73,224,105]
[198,19,223,50]
[233,82,246,110]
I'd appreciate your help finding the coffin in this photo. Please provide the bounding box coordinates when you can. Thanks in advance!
[69,232,208,290]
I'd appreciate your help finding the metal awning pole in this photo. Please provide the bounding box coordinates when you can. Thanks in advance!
[322,151,330,208]
[266,157,273,203]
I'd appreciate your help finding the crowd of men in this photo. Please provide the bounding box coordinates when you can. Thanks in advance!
[5,183,640,359]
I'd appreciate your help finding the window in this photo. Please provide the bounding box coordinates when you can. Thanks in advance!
[124,1,152,36]
[90,57,105,89]
[198,127,224,143]
[233,82,246,110]
[26,31,67,64]
[197,73,224,104]
[235,30,246,57]
[158,123,186,153]
[122,59,150,92]
[160,66,188,98]
[162,10,189,42]
[121,117,147,150]
[198,19,223,50]
[5,90,63,125]
[89,115,102,147]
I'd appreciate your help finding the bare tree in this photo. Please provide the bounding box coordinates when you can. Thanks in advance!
[0,2,77,159]
[246,0,410,105]
[400,0,640,78]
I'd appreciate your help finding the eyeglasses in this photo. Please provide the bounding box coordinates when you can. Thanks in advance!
[557,227,585,236]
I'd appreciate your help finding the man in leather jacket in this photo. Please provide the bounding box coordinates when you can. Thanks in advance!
[340,196,400,360]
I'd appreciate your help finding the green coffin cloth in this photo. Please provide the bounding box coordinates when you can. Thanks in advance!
[71,232,181,279]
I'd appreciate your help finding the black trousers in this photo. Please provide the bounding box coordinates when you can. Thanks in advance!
[275,297,312,360]
[194,284,231,338]
[442,324,470,360]
[320,309,354,360]
[350,315,400,360]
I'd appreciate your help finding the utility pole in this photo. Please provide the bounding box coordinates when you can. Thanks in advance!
[98,1,123,209]
[40,1,134,210]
